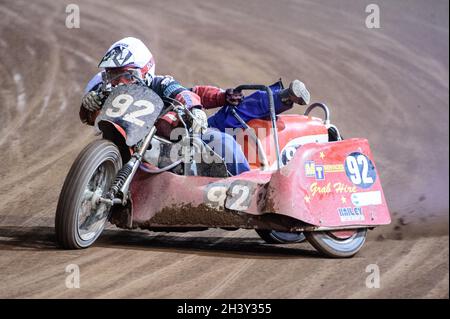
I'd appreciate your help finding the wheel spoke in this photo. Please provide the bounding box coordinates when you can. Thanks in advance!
[77,165,112,241]
[83,190,94,201]
[97,166,105,188]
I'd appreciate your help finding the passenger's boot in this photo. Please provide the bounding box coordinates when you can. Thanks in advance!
[280,79,310,105]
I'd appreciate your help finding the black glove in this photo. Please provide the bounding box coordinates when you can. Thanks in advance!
[225,88,244,106]
[81,91,104,112]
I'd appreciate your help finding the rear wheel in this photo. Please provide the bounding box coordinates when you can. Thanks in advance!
[256,229,306,244]
[55,140,122,249]
[305,228,367,258]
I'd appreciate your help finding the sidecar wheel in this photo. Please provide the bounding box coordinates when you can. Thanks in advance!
[305,228,367,258]
[55,140,122,249]
[255,229,306,244]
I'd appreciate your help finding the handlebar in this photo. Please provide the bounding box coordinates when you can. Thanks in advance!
[234,84,282,170]
[304,102,330,125]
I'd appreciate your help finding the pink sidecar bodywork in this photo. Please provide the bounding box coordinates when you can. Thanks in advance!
[110,138,391,232]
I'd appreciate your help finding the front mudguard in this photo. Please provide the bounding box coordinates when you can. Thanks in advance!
[98,120,133,163]
[125,138,391,230]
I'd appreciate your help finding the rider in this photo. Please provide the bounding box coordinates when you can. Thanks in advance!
[80,37,310,175]
[79,37,250,175]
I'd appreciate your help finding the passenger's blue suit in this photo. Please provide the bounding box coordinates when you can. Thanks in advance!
[208,81,290,131]
[205,81,293,175]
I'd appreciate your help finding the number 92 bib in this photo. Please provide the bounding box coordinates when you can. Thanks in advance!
[96,84,165,146]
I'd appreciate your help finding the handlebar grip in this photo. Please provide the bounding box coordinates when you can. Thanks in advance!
[234,84,269,92]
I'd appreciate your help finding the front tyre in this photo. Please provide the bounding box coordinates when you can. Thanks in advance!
[55,140,122,249]
[305,228,367,258]
[255,230,306,244]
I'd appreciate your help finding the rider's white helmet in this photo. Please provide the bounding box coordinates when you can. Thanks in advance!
[98,37,155,85]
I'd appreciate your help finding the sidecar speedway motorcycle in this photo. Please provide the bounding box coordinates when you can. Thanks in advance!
[55,82,391,258]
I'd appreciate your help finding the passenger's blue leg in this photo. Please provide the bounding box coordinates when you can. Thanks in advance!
[202,129,250,176]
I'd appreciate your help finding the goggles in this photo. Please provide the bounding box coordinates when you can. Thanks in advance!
[102,67,143,86]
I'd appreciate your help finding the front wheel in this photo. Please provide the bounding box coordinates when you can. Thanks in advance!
[255,229,306,244]
[305,228,367,258]
[55,140,122,249]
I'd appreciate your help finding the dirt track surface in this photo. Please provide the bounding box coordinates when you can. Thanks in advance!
[0,0,448,298]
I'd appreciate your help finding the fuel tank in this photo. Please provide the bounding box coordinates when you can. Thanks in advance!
[237,114,329,169]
